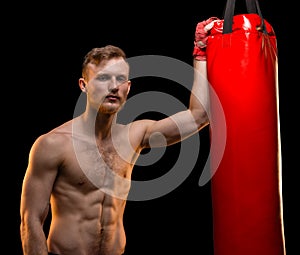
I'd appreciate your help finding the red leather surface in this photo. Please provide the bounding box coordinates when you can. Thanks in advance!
[207,13,286,255]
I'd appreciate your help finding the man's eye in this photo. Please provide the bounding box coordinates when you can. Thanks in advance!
[117,76,127,83]
[98,75,110,81]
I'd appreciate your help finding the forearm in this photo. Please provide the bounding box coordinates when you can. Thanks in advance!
[188,59,210,128]
[188,18,219,128]
[21,221,48,255]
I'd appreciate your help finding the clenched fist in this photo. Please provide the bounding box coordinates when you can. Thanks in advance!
[193,17,219,61]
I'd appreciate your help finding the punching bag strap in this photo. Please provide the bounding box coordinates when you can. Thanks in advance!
[223,0,267,34]
[246,0,257,13]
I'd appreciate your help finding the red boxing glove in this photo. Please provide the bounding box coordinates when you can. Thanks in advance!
[193,17,219,61]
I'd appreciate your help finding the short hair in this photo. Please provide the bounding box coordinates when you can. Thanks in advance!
[82,45,127,79]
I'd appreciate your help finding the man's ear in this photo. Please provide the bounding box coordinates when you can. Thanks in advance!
[79,78,87,92]
[126,80,131,95]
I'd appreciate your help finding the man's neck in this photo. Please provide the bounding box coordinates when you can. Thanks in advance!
[81,111,117,140]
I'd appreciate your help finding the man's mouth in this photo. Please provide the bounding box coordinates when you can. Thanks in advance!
[105,95,119,101]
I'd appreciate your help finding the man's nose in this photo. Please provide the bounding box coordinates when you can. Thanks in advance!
[109,77,119,91]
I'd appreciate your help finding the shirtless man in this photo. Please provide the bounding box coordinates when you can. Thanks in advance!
[20,18,215,255]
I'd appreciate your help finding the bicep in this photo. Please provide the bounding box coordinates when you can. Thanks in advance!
[20,137,59,223]
[141,110,200,148]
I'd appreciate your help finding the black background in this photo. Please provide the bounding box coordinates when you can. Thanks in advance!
[8,0,297,254]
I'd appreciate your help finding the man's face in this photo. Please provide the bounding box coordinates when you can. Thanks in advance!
[85,57,131,114]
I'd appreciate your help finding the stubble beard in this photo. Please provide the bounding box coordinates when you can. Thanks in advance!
[98,101,125,115]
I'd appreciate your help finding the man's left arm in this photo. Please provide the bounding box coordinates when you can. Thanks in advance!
[139,18,216,148]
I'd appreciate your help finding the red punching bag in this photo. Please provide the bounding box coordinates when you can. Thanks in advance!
[207,0,286,254]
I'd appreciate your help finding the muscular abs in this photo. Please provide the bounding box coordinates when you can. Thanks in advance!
[47,129,135,255]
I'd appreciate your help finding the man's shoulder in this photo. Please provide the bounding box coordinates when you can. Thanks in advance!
[50,119,73,134]
[35,120,73,148]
